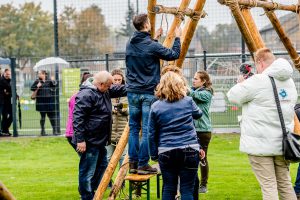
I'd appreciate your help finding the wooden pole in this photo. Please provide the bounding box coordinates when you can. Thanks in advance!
[175,0,207,68]
[0,182,16,200]
[94,124,130,200]
[240,8,265,49]
[162,0,191,49]
[148,0,157,38]
[262,6,300,71]
[108,154,129,200]
[218,0,299,13]
[159,0,191,67]
[217,0,257,54]
[154,5,206,18]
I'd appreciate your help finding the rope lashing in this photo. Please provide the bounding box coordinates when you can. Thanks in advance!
[175,9,185,21]
[225,0,239,11]
[293,57,300,68]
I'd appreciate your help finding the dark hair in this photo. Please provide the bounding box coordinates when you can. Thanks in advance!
[38,70,48,79]
[111,69,125,84]
[4,68,10,73]
[80,72,93,85]
[195,71,214,94]
[133,14,148,31]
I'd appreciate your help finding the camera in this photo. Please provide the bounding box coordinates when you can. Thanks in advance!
[113,103,123,112]
[240,62,254,79]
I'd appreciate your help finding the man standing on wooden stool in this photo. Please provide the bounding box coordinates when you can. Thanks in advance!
[126,13,181,175]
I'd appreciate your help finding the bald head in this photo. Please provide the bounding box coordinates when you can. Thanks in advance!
[93,71,113,92]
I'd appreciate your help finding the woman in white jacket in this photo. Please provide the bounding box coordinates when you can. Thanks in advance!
[227,48,298,200]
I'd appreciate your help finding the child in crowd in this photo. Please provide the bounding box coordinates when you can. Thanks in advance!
[190,71,214,194]
[148,71,205,200]
[65,72,93,150]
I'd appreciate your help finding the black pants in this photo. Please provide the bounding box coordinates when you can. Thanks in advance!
[2,103,12,133]
[193,132,211,199]
[40,111,56,134]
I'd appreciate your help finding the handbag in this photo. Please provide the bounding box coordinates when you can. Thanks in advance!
[31,88,39,100]
[270,76,300,162]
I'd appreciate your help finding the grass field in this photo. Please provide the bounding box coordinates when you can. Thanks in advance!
[0,134,298,200]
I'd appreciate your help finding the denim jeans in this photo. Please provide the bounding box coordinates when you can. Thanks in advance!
[79,146,108,200]
[295,164,300,194]
[159,148,199,200]
[127,92,155,167]
[106,144,128,167]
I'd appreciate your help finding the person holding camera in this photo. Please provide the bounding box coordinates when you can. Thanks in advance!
[106,69,128,187]
[30,70,57,136]
[227,48,297,200]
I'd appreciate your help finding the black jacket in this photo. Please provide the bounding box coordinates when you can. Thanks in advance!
[125,31,181,94]
[0,76,11,105]
[72,80,127,147]
[30,79,57,112]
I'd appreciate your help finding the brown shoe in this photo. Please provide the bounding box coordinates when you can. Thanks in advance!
[137,164,157,175]
[129,162,138,174]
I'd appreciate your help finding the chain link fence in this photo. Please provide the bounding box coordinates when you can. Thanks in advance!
[0,0,299,135]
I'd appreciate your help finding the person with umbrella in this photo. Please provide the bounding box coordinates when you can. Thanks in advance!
[0,69,12,136]
[30,70,58,136]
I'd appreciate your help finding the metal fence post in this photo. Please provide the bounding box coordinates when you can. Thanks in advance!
[53,0,61,134]
[10,58,18,137]
[203,50,207,71]
[105,54,109,71]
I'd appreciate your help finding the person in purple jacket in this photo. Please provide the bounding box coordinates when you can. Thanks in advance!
[148,71,205,200]
[65,72,93,150]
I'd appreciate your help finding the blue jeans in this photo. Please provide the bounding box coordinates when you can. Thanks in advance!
[79,146,108,200]
[159,148,199,200]
[127,92,155,167]
[295,164,300,193]
[106,144,128,167]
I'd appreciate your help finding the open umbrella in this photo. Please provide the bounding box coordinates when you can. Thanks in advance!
[33,57,70,71]
[0,57,10,65]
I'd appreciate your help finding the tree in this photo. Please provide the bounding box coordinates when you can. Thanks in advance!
[58,5,113,57]
[195,22,241,53]
[0,3,53,68]
[117,2,136,38]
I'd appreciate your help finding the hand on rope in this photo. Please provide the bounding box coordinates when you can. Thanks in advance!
[154,27,163,40]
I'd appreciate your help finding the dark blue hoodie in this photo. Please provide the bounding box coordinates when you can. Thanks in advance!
[125,31,181,94]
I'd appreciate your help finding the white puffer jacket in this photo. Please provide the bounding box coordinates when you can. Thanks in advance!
[227,58,298,156]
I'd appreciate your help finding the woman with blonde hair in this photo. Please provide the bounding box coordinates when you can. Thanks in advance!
[148,71,205,200]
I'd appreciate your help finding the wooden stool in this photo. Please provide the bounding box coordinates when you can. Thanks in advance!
[125,164,162,200]
[125,174,156,200]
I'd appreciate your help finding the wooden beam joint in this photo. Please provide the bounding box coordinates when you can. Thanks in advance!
[153,5,207,20]
[218,0,300,13]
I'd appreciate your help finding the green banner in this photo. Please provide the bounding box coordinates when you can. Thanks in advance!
[62,68,81,97]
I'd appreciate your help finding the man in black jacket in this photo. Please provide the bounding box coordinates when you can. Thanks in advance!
[126,13,181,175]
[72,71,126,200]
[0,69,12,136]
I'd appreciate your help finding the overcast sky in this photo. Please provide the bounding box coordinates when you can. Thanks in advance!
[1,0,298,31]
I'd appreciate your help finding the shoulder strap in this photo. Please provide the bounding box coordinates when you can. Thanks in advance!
[269,76,287,137]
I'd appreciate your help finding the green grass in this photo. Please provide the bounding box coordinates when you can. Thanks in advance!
[0,134,298,200]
